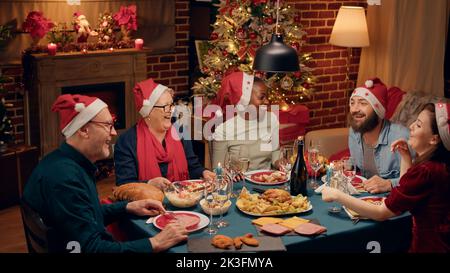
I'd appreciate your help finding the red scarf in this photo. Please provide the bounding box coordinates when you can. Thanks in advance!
[136,119,189,182]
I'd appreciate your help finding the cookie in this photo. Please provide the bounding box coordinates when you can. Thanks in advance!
[233,237,243,249]
[211,235,234,249]
[240,235,259,247]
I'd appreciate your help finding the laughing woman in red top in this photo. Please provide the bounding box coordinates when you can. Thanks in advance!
[323,102,450,252]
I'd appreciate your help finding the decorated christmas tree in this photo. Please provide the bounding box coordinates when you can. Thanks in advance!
[192,0,316,106]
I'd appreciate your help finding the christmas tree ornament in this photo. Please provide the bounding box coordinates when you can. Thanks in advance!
[280,75,294,90]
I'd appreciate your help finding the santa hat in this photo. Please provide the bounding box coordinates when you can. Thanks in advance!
[213,71,254,113]
[51,94,107,138]
[133,78,169,117]
[350,77,387,119]
[435,102,450,151]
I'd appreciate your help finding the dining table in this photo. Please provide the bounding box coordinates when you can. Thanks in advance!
[120,179,412,253]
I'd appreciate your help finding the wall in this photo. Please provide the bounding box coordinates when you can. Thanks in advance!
[288,0,367,131]
[146,0,190,97]
[2,0,368,145]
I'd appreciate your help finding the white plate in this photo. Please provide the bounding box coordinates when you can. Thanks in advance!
[237,202,312,216]
[153,211,209,233]
[342,196,385,220]
[244,169,289,185]
[321,175,367,184]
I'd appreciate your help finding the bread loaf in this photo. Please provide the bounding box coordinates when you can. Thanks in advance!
[111,183,164,202]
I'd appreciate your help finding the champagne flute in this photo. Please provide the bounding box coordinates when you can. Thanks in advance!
[224,150,239,198]
[278,145,294,191]
[214,177,231,228]
[238,146,250,191]
[203,179,217,235]
[308,145,322,190]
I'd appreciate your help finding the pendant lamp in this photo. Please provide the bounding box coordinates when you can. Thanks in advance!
[252,0,300,72]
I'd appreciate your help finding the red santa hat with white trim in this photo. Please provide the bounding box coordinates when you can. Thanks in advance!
[212,71,254,115]
[133,78,170,117]
[350,77,388,119]
[51,94,108,138]
[435,102,450,151]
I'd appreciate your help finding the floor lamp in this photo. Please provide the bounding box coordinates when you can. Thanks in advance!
[329,6,370,125]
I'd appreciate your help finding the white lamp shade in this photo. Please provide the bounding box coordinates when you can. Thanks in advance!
[329,6,370,48]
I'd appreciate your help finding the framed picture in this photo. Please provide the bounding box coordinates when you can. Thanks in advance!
[195,40,210,71]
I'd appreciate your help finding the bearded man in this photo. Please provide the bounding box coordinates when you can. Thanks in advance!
[348,78,411,194]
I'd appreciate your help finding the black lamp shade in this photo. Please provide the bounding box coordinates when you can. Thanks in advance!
[253,34,300,72]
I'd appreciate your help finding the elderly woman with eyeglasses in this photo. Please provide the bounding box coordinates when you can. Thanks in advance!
[114,79,216,188]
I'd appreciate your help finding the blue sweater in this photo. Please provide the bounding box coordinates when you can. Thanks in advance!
[114,125,205,185]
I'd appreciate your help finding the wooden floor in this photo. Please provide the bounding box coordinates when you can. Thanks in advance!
[0,176,116,253]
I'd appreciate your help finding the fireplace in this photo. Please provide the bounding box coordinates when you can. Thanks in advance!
[61,82,126,130]
[25,48,147,156]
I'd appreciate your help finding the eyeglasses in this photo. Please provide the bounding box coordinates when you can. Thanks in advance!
[153,103,175,113]
[89,120,116,134]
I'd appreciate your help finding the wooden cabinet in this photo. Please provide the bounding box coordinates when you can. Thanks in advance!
[0,145,39,209]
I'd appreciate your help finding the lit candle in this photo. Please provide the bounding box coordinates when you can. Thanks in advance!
[215,162,223,176]
[47,43,57,56]
[108,47,114,52]
[81,48,88,54]
[135,38,144,50]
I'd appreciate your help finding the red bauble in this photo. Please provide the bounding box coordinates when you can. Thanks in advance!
[249,32,257,40]
[210,32,219,40]
[291,42,300,51]
[302,83,310,89]
[265,18,274,25]
[222,50,228,56]
[293,71,301,78]
[236,28,247,39]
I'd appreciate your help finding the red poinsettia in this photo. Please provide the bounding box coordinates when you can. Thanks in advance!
[113,4,137,31]
[22,11,55,39]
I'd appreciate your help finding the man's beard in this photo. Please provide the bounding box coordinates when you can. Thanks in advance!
[349,111,380,134]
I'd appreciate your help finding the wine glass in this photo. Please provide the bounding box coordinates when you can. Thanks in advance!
[308,145,322,190]
[278,145,294,191]
[214,177,232,228]
[342,156,356,184]
[237,146,250,191]
[203,179,218,235]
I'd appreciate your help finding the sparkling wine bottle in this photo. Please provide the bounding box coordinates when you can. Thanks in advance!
[290,136,308,196]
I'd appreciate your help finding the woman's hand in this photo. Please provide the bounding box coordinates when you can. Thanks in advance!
[202,170,216,182]
[126,199,166,217]
[147,177,172,191]
[391,139,412,160]
[321,186,340,203]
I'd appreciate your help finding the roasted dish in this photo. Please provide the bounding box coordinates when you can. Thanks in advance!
[111,183,164,202]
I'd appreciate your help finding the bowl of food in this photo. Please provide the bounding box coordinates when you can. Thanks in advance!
[164,186,203,208]
[199,198,232,216]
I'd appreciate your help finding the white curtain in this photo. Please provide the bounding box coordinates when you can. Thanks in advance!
[357,0,449,96]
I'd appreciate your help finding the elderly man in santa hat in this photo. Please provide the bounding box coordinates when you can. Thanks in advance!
[348,78,412,193]
[23,94,187,253]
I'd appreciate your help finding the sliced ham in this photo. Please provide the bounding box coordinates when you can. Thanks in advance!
[260,223,291,235]
[294,222,327,235]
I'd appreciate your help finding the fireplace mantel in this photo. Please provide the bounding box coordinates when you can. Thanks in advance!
[26,49,148,156]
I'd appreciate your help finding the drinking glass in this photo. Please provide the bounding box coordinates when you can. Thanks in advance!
[237,146,250,190]
[214,177,232,228]
[308,145,322,190]
[342,156,356,184]
[224,150,239,198]
[328,160,343,213]
[278,145,294,191]
[203,179,218,235]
